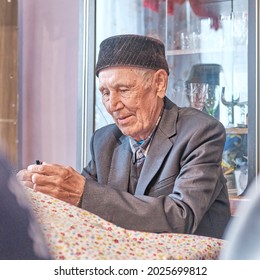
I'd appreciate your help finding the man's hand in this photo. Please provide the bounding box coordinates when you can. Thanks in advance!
[16,168,34,189]
[17,163,85,206]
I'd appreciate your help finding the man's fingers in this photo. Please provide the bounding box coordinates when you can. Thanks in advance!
[20,180,34,189]
[34,185,79,205]
[28,164,48,174]
[34,184,66,200]
[32,173,61,186]
[33,185,56,196]
[28,163,68,176]
[16,169,33,181]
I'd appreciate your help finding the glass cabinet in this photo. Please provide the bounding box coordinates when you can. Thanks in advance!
[82,0,259,196]
[164,0,249,196]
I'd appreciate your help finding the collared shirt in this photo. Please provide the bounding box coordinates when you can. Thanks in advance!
[129,134,153,164]
[129,109,163,164]
[127,109,163,194]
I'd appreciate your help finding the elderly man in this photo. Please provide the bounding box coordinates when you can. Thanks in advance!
[17,34,230,238]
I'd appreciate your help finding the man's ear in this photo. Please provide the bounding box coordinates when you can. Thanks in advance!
[154,69,168,98]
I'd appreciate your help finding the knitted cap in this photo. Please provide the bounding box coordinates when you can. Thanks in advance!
[96,34,169,76]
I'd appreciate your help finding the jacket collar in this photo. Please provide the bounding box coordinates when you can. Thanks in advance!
[134,97,178,195]
[158,96,178,140]
[108,97,179,194]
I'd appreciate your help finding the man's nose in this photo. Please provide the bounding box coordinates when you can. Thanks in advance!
[109,91,123,112]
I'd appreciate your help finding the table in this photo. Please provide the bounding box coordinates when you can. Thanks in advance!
[27,188,224,260]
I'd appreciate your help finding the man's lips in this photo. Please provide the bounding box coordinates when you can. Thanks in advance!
[116,114,134,124]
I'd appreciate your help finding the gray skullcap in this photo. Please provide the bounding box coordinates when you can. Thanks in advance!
[96,34,169,77]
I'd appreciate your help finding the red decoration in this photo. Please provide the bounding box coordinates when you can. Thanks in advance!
[144,0,219,30]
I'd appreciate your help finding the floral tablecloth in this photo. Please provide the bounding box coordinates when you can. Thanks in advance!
[27,189,224,260]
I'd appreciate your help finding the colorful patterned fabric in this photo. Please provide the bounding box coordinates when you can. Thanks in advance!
[27,188,224,260]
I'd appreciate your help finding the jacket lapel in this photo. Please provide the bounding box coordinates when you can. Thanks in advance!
[108,135,132,192]
[135,98,178,195]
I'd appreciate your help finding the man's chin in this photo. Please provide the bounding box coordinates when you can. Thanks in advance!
[118,127,137,138]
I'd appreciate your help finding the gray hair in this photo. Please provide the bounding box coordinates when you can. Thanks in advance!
[132,68,156,90]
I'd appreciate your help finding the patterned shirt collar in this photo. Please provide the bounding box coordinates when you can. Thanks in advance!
[129,107,164,159]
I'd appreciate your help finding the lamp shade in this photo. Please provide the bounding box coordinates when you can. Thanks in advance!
[186,64,223,85]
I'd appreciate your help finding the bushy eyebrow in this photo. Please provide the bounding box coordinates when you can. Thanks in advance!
[116,82,136,89]
[99,81,136,92]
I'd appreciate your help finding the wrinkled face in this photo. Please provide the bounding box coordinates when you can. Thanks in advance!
[98,67,167,141]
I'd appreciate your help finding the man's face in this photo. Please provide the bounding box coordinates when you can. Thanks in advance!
[98,67,166,141]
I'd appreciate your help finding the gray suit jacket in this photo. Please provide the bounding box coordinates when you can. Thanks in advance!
[81,97,231,238]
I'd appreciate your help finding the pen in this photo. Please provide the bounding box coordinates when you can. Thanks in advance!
[35,160,42,165]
